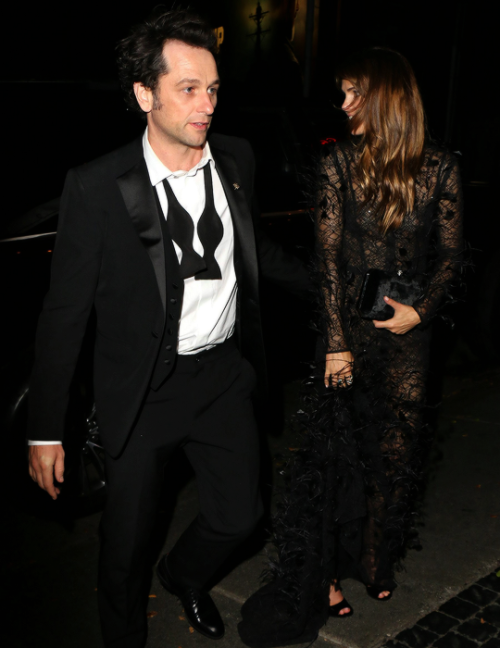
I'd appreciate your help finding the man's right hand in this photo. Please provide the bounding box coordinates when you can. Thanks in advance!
[28,444,65,500]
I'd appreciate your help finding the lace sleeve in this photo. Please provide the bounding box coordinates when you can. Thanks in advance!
[413,152,464,326]
[315,149,349,353]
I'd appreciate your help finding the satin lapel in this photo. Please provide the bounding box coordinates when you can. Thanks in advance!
[116,159,166,314]
[211,148,259,293]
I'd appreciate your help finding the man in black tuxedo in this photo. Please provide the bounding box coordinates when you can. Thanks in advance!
[27,9,309,648]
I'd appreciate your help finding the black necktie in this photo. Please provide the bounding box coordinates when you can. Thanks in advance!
[162,164,224,280]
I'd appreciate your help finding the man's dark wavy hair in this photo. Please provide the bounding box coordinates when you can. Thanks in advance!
[116,7,217,115]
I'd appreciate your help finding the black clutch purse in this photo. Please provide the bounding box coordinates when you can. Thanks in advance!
[358,269,425,320]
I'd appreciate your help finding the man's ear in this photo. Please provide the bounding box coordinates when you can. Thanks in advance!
[133,82,153,113]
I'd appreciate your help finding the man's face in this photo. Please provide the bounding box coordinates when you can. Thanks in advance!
[135,40,219,151]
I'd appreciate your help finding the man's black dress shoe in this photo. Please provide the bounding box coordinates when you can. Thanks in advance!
[156,556,225,640]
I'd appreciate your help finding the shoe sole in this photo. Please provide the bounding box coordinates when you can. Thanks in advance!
[328,599,354,618]
[366,587,393,602]
[328,609,354,618]
[156,562,225,640]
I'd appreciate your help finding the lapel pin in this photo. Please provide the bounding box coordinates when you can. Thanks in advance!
[232,183,240,190]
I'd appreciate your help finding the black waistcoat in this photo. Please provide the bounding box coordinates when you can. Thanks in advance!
[149,199,184,391]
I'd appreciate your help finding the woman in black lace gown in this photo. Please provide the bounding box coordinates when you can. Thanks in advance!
[238,48,463,648]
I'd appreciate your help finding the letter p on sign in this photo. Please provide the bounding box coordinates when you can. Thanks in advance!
[214,26,224,50]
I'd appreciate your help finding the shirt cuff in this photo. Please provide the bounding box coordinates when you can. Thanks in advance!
[27,440,62,445]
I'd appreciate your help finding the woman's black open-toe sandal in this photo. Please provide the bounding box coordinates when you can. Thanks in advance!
[328,598,354,617]
[366,585,393,602]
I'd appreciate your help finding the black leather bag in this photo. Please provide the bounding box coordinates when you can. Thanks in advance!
[358,269,425,320]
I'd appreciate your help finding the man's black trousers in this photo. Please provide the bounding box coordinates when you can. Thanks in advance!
[97,338,263,648]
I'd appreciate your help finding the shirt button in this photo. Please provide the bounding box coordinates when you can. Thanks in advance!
[170,298,177,304]
[165,345,172,351]
[163,359,171,365]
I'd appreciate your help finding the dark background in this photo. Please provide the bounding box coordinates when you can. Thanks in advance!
[1,0,495,219]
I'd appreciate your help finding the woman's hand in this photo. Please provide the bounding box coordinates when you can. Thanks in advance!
[373,296,421,335]
[325,350,354,388]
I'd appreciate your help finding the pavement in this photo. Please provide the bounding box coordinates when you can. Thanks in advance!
[3,340,500,648]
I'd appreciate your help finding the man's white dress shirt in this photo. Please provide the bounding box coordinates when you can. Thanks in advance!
[143,130,237,355]
[29,129,237,445]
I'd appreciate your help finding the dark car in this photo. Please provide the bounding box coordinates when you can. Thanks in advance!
[1,202,106,515]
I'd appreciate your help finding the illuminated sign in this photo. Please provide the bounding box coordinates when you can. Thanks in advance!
[214,26,225,49]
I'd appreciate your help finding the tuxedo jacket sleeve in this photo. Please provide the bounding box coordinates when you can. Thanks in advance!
[28,167,104,443]
[28,138,167,454]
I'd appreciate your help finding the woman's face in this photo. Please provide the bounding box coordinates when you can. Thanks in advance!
[341,79,363,132]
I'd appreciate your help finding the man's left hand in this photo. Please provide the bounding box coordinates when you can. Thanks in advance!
[373,296,421,335]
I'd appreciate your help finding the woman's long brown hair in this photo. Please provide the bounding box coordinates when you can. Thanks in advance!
[336,48,426,234]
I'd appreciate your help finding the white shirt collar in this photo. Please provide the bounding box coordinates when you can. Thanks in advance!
[142,127,214,187]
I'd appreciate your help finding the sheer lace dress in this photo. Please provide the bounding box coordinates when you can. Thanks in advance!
[238,139,464,648]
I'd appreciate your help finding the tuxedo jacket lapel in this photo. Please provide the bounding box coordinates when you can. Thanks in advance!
[116,141,261,349]
[116,158,167,315]
[211,143,267,393]
[211,147,259,300]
